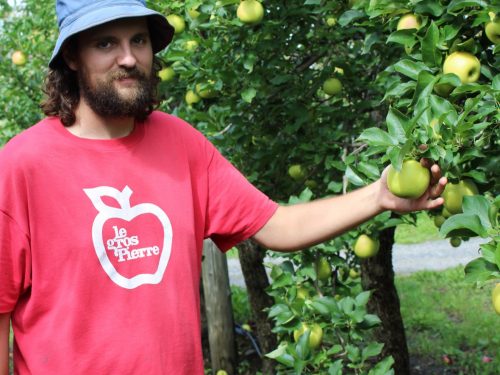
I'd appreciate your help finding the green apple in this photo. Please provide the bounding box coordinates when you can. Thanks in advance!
[158,67,175,82]
[326,17,337,27]
[442,207,452,218]
[315,257,332,282]
[485,12,500,44]
[433,83,454,98]
[387,160,430,199]
[450,237,461,248]
[296,286,310,300]
[434,215,446,228]
[443,51,481,84]
[293,323,323,350]
[492,283,500,315]
[288,164,306,180]
[196,82,217,99]
[216,371,228,375]
[349,268,360,279]
[323,78,342,95]
[11,50,26,66]
[237,0,264,25]
[397,14,421,30]
[442,179,479,214]
[185,90,201,105]
[334,66,344,75]
[354,234,380,258]
[185,40,199,51]
[166,14,186,34]
[188,8,201,19]
[305,180,317,189]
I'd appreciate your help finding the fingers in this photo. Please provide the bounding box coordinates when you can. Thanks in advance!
[420,158,432,169]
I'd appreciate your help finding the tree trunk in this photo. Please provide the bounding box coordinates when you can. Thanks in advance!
[202,240,237,374]
[237,240,277,375]
[360,227,410,375]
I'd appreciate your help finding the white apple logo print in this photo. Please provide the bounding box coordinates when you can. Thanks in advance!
[84,185,173,289]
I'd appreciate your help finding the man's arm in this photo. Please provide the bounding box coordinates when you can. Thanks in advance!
[0,313,10,375]
[253,163,447,252]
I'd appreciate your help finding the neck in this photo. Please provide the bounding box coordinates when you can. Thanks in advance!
[67,100,135,139]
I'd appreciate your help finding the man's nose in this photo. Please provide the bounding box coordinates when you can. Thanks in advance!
[116,43,137,68]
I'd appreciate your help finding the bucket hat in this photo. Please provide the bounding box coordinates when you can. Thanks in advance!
[49,0,174,68]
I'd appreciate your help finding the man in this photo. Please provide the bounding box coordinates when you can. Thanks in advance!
[0,1,447,374]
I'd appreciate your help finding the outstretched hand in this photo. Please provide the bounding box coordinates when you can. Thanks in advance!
[377,159,447,213]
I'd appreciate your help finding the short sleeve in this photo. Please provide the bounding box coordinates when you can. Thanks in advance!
[204,144,278,252]
[0,211,31,313]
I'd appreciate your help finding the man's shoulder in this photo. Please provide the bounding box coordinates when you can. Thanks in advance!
[0,117,59,160]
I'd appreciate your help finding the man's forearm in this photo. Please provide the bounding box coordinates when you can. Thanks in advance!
[253,182,383,252]
[0,313,10,375]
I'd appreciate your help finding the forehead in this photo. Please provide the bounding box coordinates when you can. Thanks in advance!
[77,17,149,40]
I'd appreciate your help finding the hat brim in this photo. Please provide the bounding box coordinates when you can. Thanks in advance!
[49,4,174,68]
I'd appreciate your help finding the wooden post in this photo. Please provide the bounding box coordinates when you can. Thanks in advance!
[202,239,237,375]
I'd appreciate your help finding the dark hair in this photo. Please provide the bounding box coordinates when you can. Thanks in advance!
[40,40,163,126]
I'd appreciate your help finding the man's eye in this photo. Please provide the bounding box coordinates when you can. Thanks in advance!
[96,41,113,49]
[133,36,148,45]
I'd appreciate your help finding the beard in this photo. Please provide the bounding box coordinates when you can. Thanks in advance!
[78,66,158,120]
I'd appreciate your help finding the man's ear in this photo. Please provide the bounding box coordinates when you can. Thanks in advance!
[62,45,78,71]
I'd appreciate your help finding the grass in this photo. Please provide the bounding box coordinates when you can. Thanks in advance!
[394,211,442,244]
[396,266,499,373]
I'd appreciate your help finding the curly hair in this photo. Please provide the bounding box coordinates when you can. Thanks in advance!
[40,46,163,126]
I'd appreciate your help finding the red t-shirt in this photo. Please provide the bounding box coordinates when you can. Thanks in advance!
[0,112,278,374]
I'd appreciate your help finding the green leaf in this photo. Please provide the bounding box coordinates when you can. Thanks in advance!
[346,344,361,362]
[312,297,339,316]
[464,257,499,283]
[360,314,382,329]
[462,195,491,230]
[412,70,439,107]
[271,272,294,289]
[386,107,410,141]
[268,304,291,318]
[296,330,311,360]
[357,161,380,180]
[345,166,365,186]
[447,0,489,14]
[241,88,257,103]
[358,127,398,147]
[387,30,417,45]
[415,0,445,16]
[362,342,384,361]
[440,213,489,238]
[421,22,442,68]
[429,95,458,126]
[355,291,371,307]
[339,10,365,26]
[492,74,500,90]
[265,345,295,367]
[393,59,431,80]
[480,242,497,264]
[368,356,395,375]
[328,359,344,375]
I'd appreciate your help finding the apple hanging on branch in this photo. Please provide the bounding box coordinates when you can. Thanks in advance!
[237,0,264,25]
[485,12,500,45]
[386,160,430,199]
[443,51,481,84]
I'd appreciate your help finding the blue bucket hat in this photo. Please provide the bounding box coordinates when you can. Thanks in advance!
[49,0,174,68]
